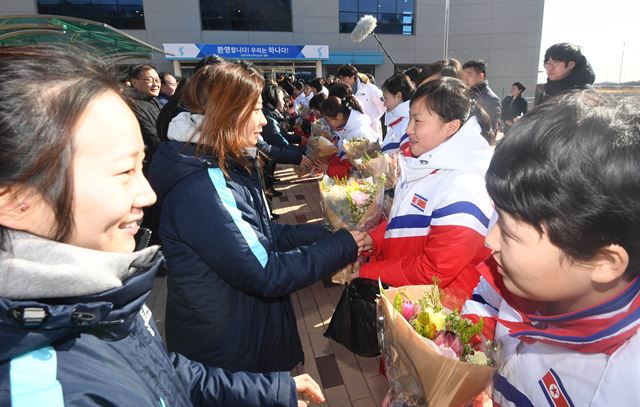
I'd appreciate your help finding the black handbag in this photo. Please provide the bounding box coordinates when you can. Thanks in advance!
[323,278,388,357]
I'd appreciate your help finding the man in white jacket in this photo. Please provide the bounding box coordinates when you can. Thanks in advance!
[337,64,386,135]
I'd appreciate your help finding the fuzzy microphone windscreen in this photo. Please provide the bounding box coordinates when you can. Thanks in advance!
[350,15,377,43]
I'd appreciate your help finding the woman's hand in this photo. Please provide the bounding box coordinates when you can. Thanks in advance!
[293,374,325,405]
[299,155,313,171]
[349,231,368,255]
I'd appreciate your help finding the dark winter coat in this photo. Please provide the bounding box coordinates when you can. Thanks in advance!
[148,141,358,373]
[470,81,501,133]
[127,88,162,161]
[535,62,596,106]
[0,231,298,407]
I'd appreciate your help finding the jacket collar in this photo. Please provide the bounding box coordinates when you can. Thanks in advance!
[385,100,410,126]
[479,258,640,355]
[0,231,163,361]
[399,116,492,183]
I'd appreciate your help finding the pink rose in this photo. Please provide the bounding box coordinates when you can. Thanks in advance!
[350,190,370,206]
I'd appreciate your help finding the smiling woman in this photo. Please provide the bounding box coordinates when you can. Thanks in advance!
[147,60,363,373]
[0,44,326,407]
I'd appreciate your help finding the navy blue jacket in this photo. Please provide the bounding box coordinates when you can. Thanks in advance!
[0,248,298,406]
[148,142,358,373]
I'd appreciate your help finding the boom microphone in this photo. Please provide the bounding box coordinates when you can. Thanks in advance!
[350,15,377,43]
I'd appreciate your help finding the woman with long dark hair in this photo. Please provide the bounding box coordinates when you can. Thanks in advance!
[148,60,365,373]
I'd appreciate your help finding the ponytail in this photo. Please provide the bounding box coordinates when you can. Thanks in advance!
[469,99,495,145]
[320,95,363,118]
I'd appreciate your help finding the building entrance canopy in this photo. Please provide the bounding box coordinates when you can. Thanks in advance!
[0,14,164,62]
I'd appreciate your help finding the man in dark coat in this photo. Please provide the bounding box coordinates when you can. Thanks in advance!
[535,42,596,106]
[501,82,528,136]
[128,64,162,165]
[462,60,501,136]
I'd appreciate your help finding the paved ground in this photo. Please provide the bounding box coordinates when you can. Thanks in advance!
[147,165,388,407]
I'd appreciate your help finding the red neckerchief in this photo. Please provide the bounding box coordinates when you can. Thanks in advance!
[478,259,640,355]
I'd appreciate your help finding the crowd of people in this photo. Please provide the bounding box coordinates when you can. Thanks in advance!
[1,39,638,407]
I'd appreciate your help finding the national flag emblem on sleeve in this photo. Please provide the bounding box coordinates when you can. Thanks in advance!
[538,369,574,407]
[410,193,427,212]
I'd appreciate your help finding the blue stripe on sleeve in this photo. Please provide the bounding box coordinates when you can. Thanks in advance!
[10,347,64,407]
[494,374,535,407]
[432,201,490,228]
[208,168,268,268]
[386,214,431,230]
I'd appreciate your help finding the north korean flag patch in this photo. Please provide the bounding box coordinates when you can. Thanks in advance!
[538,369,574,407]
[411,193,428,212]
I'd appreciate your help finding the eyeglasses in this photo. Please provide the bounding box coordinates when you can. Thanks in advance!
[137,77,161,85]
[543,60,564,68]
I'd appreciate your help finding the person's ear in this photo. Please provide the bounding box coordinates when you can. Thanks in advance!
[446,119,461,136]
[590,244,629,284]
[0,188,31,230]
[567,61,576,71]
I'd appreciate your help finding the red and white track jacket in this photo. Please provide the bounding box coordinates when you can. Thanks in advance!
[359,117,494,298]
[381,100,410,155]
[462,260,640,406]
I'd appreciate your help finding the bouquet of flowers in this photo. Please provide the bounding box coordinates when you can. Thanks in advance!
[342,137,381,165]
[319,175,385,283]
[378,283,496,407]
[310,119,334,141]
[353,151,399,190]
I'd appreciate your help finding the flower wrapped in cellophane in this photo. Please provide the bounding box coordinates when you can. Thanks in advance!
[342,137,381,165]
[294,130,339,177]
[319,175,385,283]
[310,119,334,141]
[353,151,399,190]
[377,283,496,407]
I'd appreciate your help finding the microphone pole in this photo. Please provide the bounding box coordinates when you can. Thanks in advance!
[370,32,400,74]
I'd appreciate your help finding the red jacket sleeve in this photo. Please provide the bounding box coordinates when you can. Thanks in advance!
[366,220,387,257]
[359,225,489,289]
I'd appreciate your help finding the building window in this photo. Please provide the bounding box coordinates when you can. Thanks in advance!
[339,0,414,35]
[200,0,292,32]
[37,0,145,29]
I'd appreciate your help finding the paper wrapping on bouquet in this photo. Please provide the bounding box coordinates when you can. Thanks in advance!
[310,120,334,141]
[378,285,496,407]
[294,135,338,177]
[319,175,385,284]
[355,152,399,190]
[342,138,381,165]
[324,278,388,357]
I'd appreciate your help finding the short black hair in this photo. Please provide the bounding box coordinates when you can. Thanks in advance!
[412,77,494,144]
[487,91,640,278]
[462,60,487,76]
[129,64,156,80]
[403,66,422,84]
[337,64,358,78]
[308,78,325,93]
[382,74,414,102]
[513,82,526,92]
[544,43,586,66]
[159,72,175,85]
[194,54,225,72]
[416,58,462,85]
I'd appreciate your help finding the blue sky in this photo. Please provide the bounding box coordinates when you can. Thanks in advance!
[539,0,640,83]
